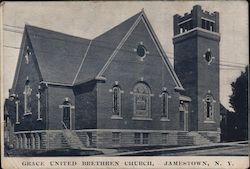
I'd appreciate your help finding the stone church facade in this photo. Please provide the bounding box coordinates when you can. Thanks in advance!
[4,5,220,150]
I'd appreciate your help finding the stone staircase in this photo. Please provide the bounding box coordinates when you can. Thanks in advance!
[187,131,212,145]
[62,129,85,149]
[177,132,194,145]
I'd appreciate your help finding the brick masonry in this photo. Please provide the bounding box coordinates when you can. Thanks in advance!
[7,5,221,150]
[173,5,220,132]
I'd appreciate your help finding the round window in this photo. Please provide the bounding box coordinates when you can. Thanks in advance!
[137,45,146,57]
[205,51,212,63]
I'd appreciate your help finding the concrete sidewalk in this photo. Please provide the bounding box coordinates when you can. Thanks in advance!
[98,140,248,156]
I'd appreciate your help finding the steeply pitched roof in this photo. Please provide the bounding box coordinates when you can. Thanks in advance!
[73,11,142,84]
[26,25,91,85]
[20,10,183,90]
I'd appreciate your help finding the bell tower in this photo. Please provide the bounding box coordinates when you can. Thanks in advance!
[173,5,220,140]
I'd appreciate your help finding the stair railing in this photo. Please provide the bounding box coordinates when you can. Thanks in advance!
[61,121,68,130]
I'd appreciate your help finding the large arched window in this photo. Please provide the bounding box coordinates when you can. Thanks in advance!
[203,94,215,121]
[112,85,121,116]
[133,83,151,118]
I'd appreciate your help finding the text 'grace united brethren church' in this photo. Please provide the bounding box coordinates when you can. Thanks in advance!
[4,5,220,150]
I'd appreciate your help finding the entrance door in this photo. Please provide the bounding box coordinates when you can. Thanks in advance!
[63,106,71,129]
[180,111,184,130]
[183,112,188,131]
[180,111,188,131]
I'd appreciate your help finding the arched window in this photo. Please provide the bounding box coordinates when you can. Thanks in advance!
[15,100,20,124]
[161,91,169,118]
[112,86,121,116]
[204,94,215,121]
[36,85,42,120]
[133,83,151,118]
[23,78,32,115]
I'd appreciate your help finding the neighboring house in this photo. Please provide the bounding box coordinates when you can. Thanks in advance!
[4,5,220,150]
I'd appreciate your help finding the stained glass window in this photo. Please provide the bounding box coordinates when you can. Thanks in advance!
[133,83,151,117]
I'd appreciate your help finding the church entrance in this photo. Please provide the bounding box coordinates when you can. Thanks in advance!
[180,111,188,131]
[63,106,71,129]
[179,101,189,131]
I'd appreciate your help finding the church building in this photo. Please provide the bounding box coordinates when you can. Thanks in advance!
[4,5,220,150]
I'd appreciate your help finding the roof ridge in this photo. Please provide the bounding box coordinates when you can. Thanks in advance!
[96,12,143,78]
[26,25,91,85]
[141,12,184,90]
[93,11,143,41]
[74,11,143,84]
[25,24,91,42]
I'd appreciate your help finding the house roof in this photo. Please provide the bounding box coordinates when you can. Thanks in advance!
[21,10,184,89]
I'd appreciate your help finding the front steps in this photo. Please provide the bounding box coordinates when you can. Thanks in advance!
[61,130,212,149]
[62,129,85,149]
[187,131,213,145]
[177,132,194,145]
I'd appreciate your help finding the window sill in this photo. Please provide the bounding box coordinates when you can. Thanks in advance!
[24,113,32,116]
[132,117,152,121]
[111,116,123,120]
[204,120,215,123]
[37,118,43,121]
[160,117,170,121]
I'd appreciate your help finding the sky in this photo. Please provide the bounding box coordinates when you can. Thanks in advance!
[2,1,248,111]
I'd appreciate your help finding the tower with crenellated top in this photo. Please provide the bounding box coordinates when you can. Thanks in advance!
[173,5,221,142]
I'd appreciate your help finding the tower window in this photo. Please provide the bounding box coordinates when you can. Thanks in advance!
[178,19,193,34]
[202,19,206,29]
[206,21,210,30]
[203,94,215,121]
[205,51,212,62]
[201,19,215,32]
[203,49,215,65]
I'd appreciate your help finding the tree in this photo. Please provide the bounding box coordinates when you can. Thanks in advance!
[229,66,248,141]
